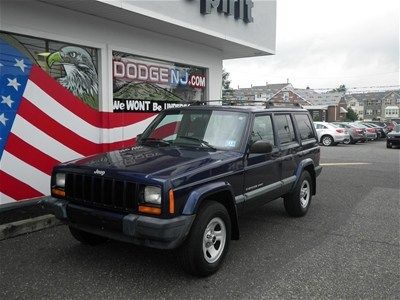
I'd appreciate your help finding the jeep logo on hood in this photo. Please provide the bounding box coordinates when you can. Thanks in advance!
[93,169,105,176]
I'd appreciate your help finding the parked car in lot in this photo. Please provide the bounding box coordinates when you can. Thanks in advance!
[362,123,386,138]
[313,122,350,146]
[386,124,400,148]
[350,123,377,141]
[369,121,390,134]
[385,121,398,132]
[334,122,366,144]
[44,104,322,276]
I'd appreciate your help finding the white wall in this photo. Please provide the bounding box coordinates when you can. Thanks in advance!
[1,0,223,109]
[96,0,277,56]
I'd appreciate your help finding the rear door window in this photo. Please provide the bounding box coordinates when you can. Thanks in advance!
[251,115,275,145]
[274,114,296,144]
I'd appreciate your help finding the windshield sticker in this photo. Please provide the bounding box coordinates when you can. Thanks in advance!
[226,140,236,148]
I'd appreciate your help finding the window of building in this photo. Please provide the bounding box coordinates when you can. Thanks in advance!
[274,114,296,144]
[366,109,372,115]
[251,115,275,145]
[3,31,100,109]
[283,92,289,102]
[294,114,315,140]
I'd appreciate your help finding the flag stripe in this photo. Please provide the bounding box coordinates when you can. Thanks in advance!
[0,192,17,204]
[18,99,144,155]
[11,115,81,162]
[23,80,156,144]
[23,80,101,143]
[1,151,50,195]
[4,133,60,175]
[0,172,43,201]
[18,99,101,156]
[29,66,155,127]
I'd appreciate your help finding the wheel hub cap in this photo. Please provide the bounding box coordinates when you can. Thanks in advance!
[300,180,310,208]
[202,217,226,263]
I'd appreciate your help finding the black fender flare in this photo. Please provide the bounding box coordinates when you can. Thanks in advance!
[182,181,240,239]
[292,158,317,195]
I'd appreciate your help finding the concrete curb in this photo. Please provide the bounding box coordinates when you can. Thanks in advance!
[0,214,61,241]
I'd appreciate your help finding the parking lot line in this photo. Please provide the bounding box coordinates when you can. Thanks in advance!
[320,162,372,166]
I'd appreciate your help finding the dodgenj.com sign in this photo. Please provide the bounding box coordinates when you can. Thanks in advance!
[112,51,207,113]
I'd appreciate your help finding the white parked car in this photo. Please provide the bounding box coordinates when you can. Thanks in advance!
[313,122,350,146]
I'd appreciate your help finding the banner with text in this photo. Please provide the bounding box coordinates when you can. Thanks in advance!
[113,51,206,112]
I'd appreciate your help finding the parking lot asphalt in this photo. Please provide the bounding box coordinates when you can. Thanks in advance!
[1,141,399,299]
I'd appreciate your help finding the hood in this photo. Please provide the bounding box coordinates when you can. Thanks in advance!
[61,145,243,182]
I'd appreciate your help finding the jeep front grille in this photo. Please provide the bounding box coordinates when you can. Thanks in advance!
[65,173,138,212]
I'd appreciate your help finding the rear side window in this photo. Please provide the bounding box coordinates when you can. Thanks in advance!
[294,114,316,140]
[275,114,296,144]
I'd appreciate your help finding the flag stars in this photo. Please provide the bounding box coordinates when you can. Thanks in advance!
[1,95,14,108]
[7,78,21,91]
[14,58,28,72]
[0,113,8,126]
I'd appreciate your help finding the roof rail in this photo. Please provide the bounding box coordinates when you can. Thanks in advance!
[189,99,303,109]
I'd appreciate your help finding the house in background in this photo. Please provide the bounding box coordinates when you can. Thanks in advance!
[381,91,400,119]
[350,92,386,120]
[232,83,311,105]
[346,95,364,120]
[348,90,400,120]
[302,92,347,122]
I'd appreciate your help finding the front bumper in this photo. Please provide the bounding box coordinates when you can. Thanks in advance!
[387,137,400,146]
[43,198,195,249]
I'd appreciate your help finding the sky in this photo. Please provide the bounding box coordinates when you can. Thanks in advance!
[223,0,399,92]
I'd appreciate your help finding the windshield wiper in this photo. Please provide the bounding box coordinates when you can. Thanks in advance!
[140,137,171,146]
[177,136,217,150]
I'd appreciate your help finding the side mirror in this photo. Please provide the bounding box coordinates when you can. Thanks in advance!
[250,140,273,154]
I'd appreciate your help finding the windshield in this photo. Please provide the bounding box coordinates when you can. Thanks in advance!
[139,109,248,151]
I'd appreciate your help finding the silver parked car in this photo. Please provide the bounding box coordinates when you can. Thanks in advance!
[349,123,377,141]
[334,122,366,144]
[314,122,350,146]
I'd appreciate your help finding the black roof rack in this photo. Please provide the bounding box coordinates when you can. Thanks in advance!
[189,100,303,109]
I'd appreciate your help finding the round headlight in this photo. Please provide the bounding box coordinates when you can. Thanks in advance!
[144,186,161,205]
[55,173,66,188]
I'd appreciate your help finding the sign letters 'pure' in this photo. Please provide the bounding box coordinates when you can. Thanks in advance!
[200,0,254,23]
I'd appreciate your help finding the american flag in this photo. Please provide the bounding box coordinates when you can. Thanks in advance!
[0,38,156,204]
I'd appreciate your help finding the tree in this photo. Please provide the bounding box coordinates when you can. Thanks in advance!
[330,84,347,93]
[222,69,233,100]
[345,106,359,121]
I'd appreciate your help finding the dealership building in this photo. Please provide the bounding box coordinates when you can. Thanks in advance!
[0,0,276,204]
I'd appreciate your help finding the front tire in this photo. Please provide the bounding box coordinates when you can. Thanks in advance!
[321,135,334,146]
[177,201,231,277]
[284,171,313,217]
[69,226,108,245]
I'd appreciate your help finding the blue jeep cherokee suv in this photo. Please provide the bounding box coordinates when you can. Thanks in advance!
[46,104,322,276]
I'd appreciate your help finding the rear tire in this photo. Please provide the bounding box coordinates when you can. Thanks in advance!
[177,201,231,277]
[284,171,313,217]
[69,226,108,245]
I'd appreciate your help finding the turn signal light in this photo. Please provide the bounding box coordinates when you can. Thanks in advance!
[51,188,65,197]
[138,205,161,215]
[169,189,175,214]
